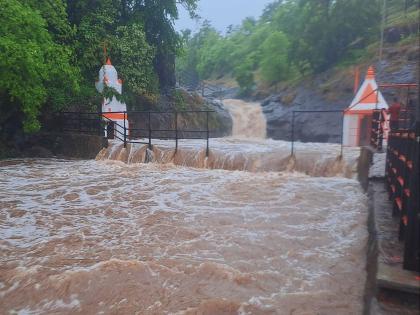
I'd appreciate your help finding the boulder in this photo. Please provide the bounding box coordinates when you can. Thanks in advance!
[261,86,350,143]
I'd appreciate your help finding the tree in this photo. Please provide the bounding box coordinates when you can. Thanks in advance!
[120,0,198,90]
[234,58,255,95]
[0,0,199,135]
[260,32,290,84]
[0,0,79,132]
[67,0,198,91]
[287,0,380,72]
[111,24,158,106]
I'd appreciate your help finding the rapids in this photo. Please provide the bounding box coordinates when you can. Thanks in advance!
[97,99,360,177]
[0,159,367,314]
[97,138,360,178]
[0,100,369,314]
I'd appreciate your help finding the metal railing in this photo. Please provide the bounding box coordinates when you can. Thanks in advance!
[371,109,417,150]
[51,110,214,156]
[384,109,419,272]
[371,109,387,150]
[45,112,103,135]
[290,110,345,156]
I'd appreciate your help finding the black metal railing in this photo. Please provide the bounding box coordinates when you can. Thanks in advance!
[371,109,417,150]
[290,110,345,156]
[371,109,386,150]
[385,113,419,271]
[49,110,214,156]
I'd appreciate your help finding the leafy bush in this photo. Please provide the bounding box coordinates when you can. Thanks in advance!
[0,0,79,132]
[260,32,290,84]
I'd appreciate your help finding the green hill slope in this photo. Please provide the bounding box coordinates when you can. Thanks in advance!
[176,0,419,97]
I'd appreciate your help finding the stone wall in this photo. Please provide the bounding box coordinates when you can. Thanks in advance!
[21,133,107,159]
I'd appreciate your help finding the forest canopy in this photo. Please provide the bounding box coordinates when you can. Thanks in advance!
[0,0,416,132]
[0,0,198,132]
[177,0,415,94]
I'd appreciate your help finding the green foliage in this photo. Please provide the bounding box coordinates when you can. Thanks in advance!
[111,24,157,96]
[173,89,187,111]
[68,0,197,98]
[177,0,387,88]
[260,32,290,84]
[0,0,79,132]
[234,58,255,95]
[101,86,124,103]
[23,0,76,44]
[0,0,198,133]
[387,3,420,28]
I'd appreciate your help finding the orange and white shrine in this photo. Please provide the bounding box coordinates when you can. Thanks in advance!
[343,66,389,146]
[95,58,129,140]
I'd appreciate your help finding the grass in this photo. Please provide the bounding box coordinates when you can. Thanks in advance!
[397,33,419,47]
[387,7,419,28]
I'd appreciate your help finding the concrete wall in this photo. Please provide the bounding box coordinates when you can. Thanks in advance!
[357,146,374,191]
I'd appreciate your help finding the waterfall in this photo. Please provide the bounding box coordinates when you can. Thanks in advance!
[222,99,267,139]
[96,99,359,178]
[96,139,359,178]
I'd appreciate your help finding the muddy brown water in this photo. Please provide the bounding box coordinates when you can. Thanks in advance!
[0,100,368,314]
[0,159,368,314]
[222,99,267,139]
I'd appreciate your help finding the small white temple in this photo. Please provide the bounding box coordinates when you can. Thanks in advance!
[343,66,389,146]
[95,58,129,140]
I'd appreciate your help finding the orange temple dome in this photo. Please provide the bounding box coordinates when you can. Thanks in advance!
[366,66,375,79]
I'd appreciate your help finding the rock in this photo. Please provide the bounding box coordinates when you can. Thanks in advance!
[260,54,418,143]
[385,27,403,43]
[22,133,107,159]
[377,62,418,85]
[261,86,350,143]
[127,89,233,140]
[206,98,233,137]
[24,146,54,158]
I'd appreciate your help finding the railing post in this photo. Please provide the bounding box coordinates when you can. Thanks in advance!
[201,82,205,97]
[406,87,410,123]
[148,111,152,150]
[206,111,210,157]
[98,112,103,136]
[340,111,344,157]
[291,111,295,156]
[378,110,384,151]
[175,111,178,152]
[123,111,127,148]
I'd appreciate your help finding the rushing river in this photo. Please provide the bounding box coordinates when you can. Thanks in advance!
[0,100,368,314]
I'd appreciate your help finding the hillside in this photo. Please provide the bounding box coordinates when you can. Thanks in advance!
[177,0,418,93]
[260,37,419,142]
[177,0,419,142]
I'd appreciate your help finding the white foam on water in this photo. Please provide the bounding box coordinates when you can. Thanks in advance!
[0,158,368,314]
[99,138,360,178]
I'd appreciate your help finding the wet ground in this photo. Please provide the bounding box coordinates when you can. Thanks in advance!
[0,159,368,314]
